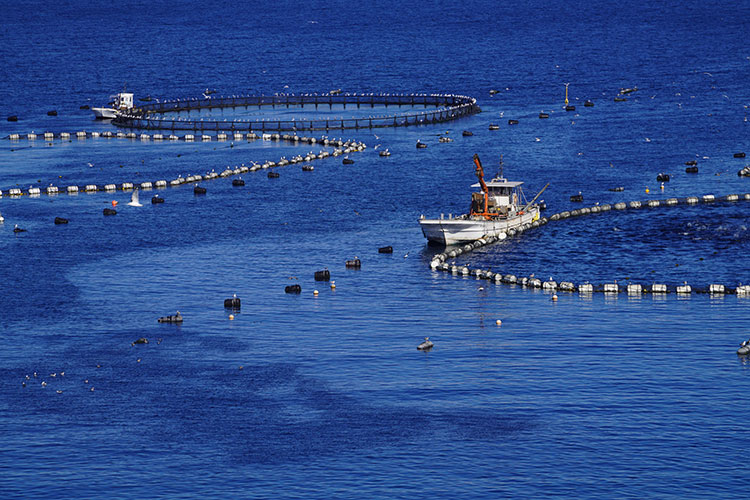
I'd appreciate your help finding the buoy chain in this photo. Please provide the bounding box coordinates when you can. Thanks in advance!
[0,136,367,198]
[428,193,750,295]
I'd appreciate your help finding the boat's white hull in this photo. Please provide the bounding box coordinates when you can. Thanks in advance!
[92,107,117,119]
[419,207,540,245]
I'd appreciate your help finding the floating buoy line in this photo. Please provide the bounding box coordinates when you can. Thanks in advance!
[428,193,750,296]
[0,133,366,198]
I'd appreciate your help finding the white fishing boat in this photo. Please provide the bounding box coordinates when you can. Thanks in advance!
[419,154,547,245]
[91,91,134,119]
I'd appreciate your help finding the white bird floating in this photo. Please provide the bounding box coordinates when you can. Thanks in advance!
[127,188,142,207]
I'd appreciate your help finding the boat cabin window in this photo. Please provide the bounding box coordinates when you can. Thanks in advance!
[488,186,513,206]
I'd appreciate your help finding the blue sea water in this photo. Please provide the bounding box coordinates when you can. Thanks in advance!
[1,0,750,498]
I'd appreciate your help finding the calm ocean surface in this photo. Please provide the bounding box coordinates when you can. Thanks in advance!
[1,1,749,498]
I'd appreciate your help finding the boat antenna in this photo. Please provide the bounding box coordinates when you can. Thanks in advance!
[564,82,569,107]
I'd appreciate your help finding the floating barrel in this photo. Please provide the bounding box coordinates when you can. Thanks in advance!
[416,141,427,149]
[314,270,330,281]
[686,166,699,173]
[584,100,594,107]
[7,115,18,122]
[677,284,692,294]
[47,110,57,116]
[194,186,207,195]
[627,284,642,295]
[709,284,725,294]
[656,173,670,182]
[232,178,245,187]
[28,187,41,196]
[685,160,697,166]
[738,166,750,177]
[104,184,116,191]
[559,281,575,292]
[140,182,153,189]
[267,171,280,178]
[157,312,183,323]
[84,184,98,192]
[54,217,69,224]
[650,284,668,293]
[132,337,148,345]
[46,186,58,194]
[151,195,164,204]
[614,97,626,102]
[342,158,355,165]
[462,130,474,136]
[603,283,619,293]
[570,193,583,202]
[507,119,519,125]
[539,112,549,119]
[417,337,434,351]
[346,258,361,269]
[489,89,500,95]
[302,164,314,171]
[488,124,499,130]
[122,182,134,190]
[734,152,746,158]
[103,208,117,215]
[565,105,576,111]
[60,133,70,139]
[542,280,557,290]
[378,246,393,254]
[608,186,624,192]
[285,284,302,294]
[578,283,594,294]
[224,297,241,309]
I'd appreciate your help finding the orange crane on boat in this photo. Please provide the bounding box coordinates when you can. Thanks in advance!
[471,153,491,218]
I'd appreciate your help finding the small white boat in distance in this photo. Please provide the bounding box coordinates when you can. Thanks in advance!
[92,91,134,119]
[419,154,547,246]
